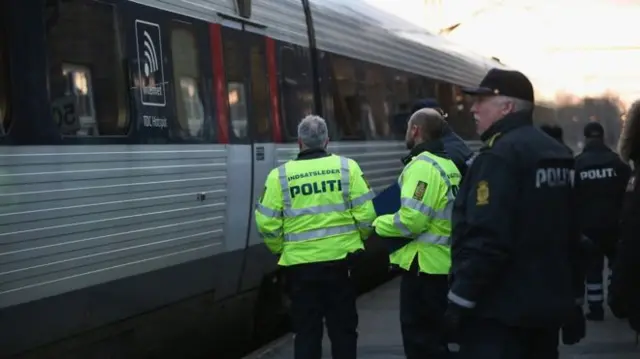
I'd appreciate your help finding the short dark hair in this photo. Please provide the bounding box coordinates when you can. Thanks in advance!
[584,122,604,139]
[409,109,445,140]
[540,124,563,141]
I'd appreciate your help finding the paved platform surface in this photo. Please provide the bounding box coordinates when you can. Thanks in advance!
[245,278,639,359]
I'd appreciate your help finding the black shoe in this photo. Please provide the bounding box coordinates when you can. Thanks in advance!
[586,307,604,321]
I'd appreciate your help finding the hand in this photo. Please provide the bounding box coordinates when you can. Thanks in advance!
[561,305,586,345]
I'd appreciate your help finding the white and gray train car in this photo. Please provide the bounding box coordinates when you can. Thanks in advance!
[0,0,507,357]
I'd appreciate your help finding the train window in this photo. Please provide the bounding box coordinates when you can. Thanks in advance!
[0,13,8,136]
[249,36,271,141]
[330,55,363,139]
[408,74,436,101]
[422,77,437,98]
[392,73,410,108]
[387,72,411,139]
[279,46,314,139]
[170,21,205,140]
[449,86,474,139]
[437,82,454,116]
[222,34,248,139]
[407,75,422,101]
[362,64,390,139]
[45,0,129,136]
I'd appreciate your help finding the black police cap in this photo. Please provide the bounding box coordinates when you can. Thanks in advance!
[584,122,604,138]
[462,68,534,103]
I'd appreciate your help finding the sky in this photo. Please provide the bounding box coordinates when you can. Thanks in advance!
[363,0,640,105]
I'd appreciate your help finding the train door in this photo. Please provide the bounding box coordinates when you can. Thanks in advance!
[216,21,280,290]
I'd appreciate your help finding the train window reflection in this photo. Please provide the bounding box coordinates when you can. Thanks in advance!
[330,55,363,139]
[45,0,129,136]
[222,32,248,139]
[249,37,271,141]
[363,65,390,139]
[228,82,248,138]
[280,46,314,138]
[170,22,205,140]
[388,73,410,139]
[0,14,8,136]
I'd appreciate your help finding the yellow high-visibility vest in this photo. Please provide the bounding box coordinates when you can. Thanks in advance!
[374,151,461,274]
[255,154,376,266]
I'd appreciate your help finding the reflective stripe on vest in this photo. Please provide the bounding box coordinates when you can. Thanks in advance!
[276,156,370,242]
[394,153,455,246]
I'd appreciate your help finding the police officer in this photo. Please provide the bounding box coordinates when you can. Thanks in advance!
[445,68,586,358]
[410,99,475,176]
[610,99,640,334]
[540,123,574,155]
[574,121,631,321]
[254,115,377,359]
[373,108,461,359]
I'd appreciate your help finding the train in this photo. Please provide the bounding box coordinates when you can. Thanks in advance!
[1,0,519,358]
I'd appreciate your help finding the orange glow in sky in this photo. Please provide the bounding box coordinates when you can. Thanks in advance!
[365,0,640,106]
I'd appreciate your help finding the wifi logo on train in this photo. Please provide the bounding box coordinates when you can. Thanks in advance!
[135,20,166,107]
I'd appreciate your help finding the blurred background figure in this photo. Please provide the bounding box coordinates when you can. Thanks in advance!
[540,123,574,155]
[574,121,631,321]
[610,100,640,335]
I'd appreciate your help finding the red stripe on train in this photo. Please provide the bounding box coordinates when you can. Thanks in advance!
[265,37,282,143]
[209,23,230,144]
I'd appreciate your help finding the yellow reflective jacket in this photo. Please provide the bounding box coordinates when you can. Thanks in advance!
[254,151,377,266]
[373,147,461,274]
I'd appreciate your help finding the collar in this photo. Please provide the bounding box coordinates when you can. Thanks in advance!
[296,148,330,160]
[583,139,610,152]
[401,139,446,165]
[442,122,453,136]
[480,110,533,146]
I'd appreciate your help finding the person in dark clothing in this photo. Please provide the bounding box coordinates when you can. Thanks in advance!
[574,121,631,321]
[410,99,475,176]
[540,124,574,155]
[610,99,640,335]
[445,68,586,359]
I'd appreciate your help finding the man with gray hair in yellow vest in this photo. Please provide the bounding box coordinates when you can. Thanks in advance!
[373,108,461,359]
[254,115,377,359]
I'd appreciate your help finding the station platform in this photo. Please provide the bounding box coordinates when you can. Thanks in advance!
[244,278,640,359]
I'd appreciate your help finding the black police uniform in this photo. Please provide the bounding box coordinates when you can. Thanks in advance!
[446,69,586,359]
[610,164,640,333]
[574,122,631,320]
[610,100,640,334]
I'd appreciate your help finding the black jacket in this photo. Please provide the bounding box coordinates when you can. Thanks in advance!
[610,164,640,332]
[449,111,584,327]
[442,124,474,177]
[574,140,631,233]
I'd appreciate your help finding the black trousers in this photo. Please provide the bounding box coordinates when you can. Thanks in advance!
[286,260,358,359]
[585,229,617,308]
[400,265,450,359]
[458,317,559,359]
